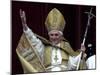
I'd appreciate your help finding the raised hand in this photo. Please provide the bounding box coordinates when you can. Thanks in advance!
[19,9,28,31]
[80,44,86,52]
[80,44,87,59]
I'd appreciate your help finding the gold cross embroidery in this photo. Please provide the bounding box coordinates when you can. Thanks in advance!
[54,48,58,62]
[54,55,58,62]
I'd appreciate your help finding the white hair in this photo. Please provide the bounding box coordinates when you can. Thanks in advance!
[58,31,63,35]
[48,30,63,35]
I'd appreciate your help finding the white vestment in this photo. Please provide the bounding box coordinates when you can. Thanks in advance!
[86,55,96,69]
[24,27,82,71]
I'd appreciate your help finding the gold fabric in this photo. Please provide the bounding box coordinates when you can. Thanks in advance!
[45,8,66,32]
[43,41,80,68]
[16,8,87,73]
[16,34,86,73]
[16,34,46,73]
[16,49,38,73]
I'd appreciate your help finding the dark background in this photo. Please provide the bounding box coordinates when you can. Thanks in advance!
[12,1,96,74]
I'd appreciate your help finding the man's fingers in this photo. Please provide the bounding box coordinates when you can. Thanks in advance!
[19,9,26,18]
[83,53,87,59]
[80,44,86,52]
[20,9,23,17]
[19,9,28,30]
[19,9,26,24]
[23,11,25,17]
[22,11,26,22]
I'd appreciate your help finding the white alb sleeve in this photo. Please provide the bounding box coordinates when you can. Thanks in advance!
[67,52,82,70]
[23,27,44,61]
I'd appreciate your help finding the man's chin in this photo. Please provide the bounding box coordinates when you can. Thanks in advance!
[52,42,59,45]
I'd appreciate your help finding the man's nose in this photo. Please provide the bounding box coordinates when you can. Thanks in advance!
[52,35,56,38]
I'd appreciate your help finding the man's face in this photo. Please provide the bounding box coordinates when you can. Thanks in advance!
[48,30,62,45]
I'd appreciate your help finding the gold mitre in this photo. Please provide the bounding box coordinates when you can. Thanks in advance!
[45,8,66,32]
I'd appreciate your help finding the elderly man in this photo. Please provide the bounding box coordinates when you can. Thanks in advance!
[16,8,87,73]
